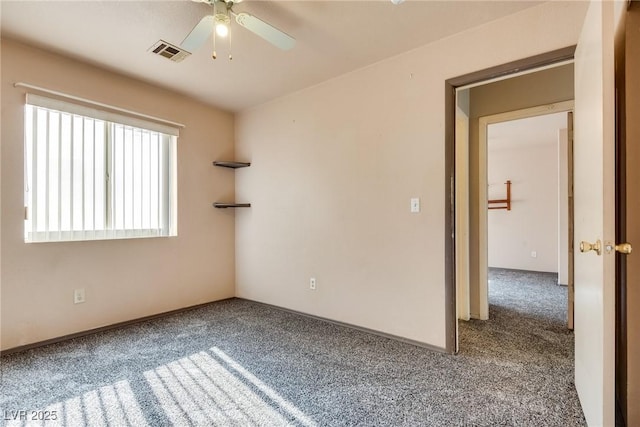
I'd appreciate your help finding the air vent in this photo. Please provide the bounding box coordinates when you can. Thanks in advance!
[148,40,191,62]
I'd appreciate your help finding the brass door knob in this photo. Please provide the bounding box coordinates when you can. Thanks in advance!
[616,243,633,254]
[605,242,632,254]
[580,240,602,255]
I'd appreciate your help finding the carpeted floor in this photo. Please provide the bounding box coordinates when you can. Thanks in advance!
[1,268,585,426]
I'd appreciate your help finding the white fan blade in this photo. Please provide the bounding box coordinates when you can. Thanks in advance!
[235,12,295,51]
[181,15,214,52]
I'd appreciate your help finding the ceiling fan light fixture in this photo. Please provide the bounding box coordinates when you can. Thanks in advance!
[213,3,231,38]
[180,0,296,57]
[215,21,229,37]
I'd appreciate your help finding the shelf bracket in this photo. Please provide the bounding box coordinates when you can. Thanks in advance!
[488,180,511,211]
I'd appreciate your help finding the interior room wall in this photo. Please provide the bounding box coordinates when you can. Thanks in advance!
[487,138,560,273]
[1,39,236,351]
[235,2,587,348]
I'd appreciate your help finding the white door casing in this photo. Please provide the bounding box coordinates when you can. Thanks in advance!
[455,89,471,323]
[475,101,574,321]
[573,1,617,425]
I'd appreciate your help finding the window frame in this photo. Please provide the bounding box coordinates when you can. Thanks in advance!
[24,94,178,243]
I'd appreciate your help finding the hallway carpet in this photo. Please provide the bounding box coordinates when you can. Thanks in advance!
[1,269,585,426]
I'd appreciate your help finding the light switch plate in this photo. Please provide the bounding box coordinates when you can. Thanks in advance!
[411,198,420,213]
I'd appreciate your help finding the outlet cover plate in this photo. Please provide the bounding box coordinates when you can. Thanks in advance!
[74,288,86,304]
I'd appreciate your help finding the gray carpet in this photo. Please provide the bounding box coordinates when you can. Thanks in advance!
[1,269,585,426]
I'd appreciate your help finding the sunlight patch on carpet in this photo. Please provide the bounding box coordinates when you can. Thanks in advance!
[143,349,316,426]
[3,380,148,427]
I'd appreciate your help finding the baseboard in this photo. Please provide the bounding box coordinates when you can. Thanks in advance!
[2,297,449,357]
[0,297,235,356]
[488,267,559,275]
[237,297,449,354]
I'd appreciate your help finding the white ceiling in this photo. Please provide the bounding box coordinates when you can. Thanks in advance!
[1,1,543,112]
[488,112,568,150]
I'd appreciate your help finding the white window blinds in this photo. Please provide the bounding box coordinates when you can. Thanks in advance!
[24,94,178,243]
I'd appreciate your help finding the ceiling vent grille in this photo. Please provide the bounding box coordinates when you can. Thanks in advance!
[149,40,191,62]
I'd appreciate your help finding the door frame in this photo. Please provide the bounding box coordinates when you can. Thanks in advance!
[444,46,576,353]
[473,102,575,321]
[614,2,636,424]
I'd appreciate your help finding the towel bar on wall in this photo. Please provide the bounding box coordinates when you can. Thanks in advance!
[488,180,511,211]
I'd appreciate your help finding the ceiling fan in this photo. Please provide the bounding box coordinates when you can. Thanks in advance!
[182,0,295,59]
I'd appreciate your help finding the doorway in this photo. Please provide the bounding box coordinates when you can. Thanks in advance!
[444,48,578,354]
[481,106,574,325]
[446,5,624,423]
[451,62,575,327]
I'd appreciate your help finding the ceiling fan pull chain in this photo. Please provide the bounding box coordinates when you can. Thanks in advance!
[212,4,217,60]
[229,24,233,61]
[212,27,217,59]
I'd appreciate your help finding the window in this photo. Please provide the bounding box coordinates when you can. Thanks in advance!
[24,94,178,243]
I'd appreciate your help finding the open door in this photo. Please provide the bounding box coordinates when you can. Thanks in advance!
[573,1,618,425]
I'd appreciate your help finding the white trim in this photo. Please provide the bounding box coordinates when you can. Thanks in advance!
[455,90,471,323]
[476,100,575,320]
[16,83,184,135]
[26,229,167,243]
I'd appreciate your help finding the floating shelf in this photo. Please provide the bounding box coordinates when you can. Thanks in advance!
[213,203,251,209]
[212,161,251,209]
[213,161,251,169]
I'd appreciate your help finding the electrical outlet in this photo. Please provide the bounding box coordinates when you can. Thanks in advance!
[531,251,537,258]
[74,288,86,304]
[309,277,317,290]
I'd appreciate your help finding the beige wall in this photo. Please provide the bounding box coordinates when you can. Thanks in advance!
[487,141,560,273]
[235,2,588,348]
[1,39,236,350]
[468,64,575,318]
